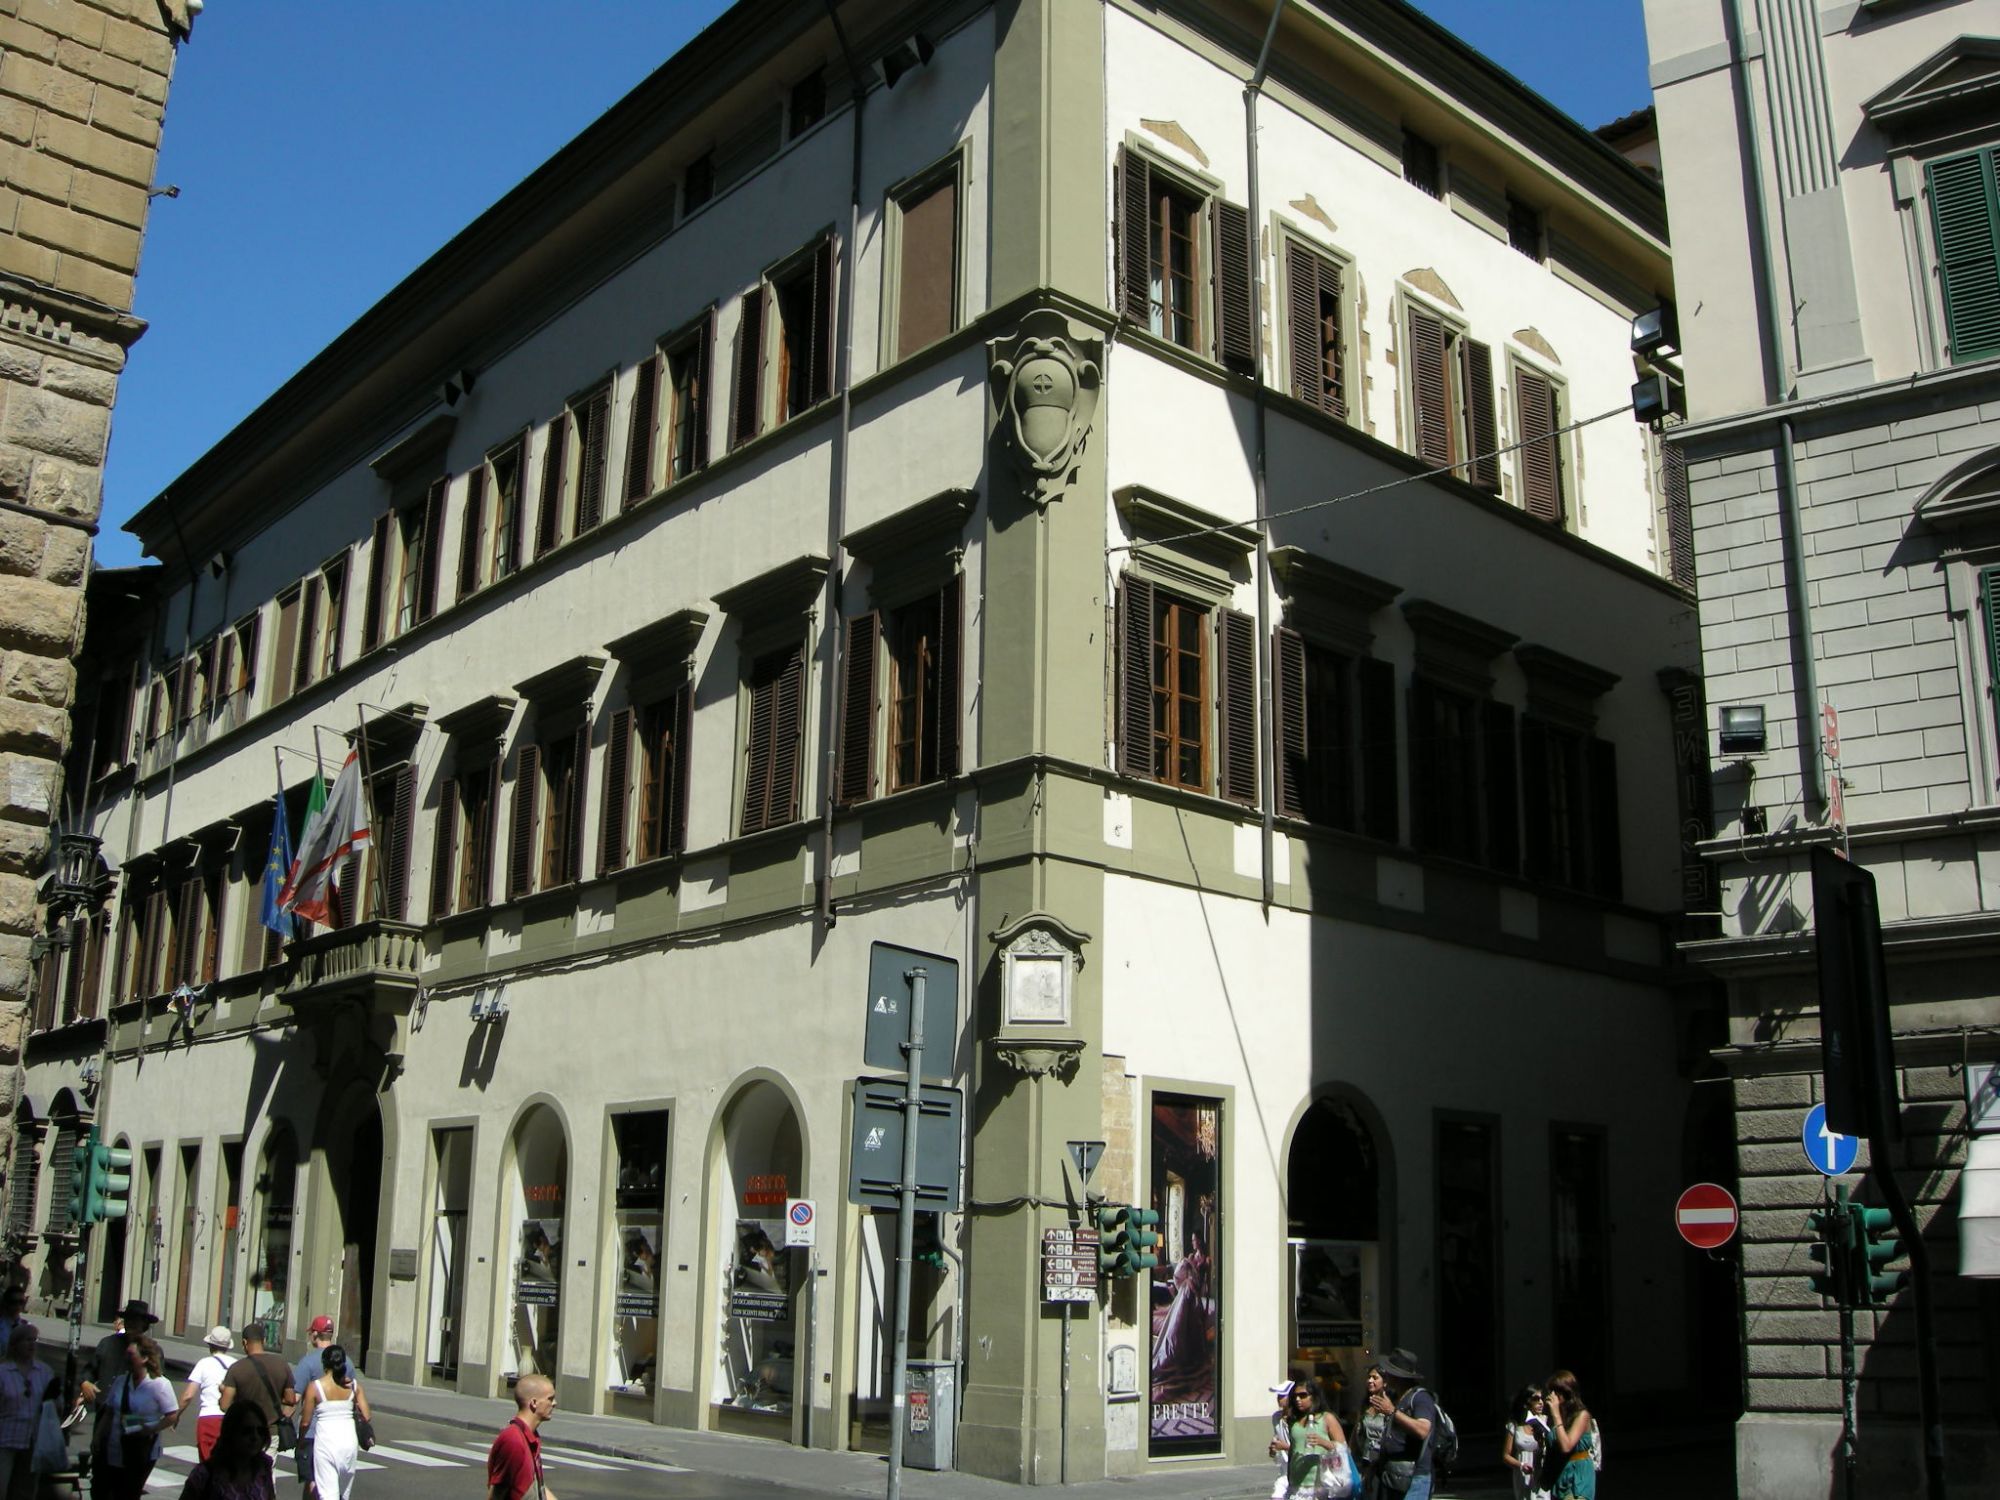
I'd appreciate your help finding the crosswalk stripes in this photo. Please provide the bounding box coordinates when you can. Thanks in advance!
[137,1433,688,1489]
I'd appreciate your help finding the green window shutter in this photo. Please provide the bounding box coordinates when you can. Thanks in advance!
[1928,147,2000,363]
[1985,566,2000,746]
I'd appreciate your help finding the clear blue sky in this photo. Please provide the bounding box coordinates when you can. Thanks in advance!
[97,0,1650,568]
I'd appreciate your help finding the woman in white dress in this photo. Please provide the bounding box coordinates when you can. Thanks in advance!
[296,1345,371,1500]
[1501,1384,1554,1500]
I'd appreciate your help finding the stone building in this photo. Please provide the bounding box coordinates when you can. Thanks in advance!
[1643,0,2000,1492]
[23,0,1711,1483]
[0,0,192,1272]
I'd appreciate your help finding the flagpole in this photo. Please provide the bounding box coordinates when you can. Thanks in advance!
[352,704,390,923]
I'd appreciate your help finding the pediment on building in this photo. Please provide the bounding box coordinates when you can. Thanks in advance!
[1863,36,2000,133]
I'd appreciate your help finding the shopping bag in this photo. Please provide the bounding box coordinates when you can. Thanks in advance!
[33,1398,67,1473]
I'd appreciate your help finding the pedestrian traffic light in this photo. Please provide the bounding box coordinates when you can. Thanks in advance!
[1806,1199,1854,1305]
[912,1212,946,1269]
[1855,1205,1908,1304]
[1095,1205,1162,1278]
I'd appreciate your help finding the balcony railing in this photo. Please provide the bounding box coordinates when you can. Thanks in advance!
[283,920,423,1007]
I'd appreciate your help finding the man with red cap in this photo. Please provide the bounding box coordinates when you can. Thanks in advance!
[292,1317,335,1490]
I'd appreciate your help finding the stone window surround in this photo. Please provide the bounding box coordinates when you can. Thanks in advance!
[715,554,829,836]
[1503,343,1575,529]
[1914,449,2000,801]
[1117,131,1228,359]
[1274,218,1363,429]
[878,141,973,371]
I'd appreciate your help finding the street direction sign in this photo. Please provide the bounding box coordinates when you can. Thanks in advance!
[845,1077,963,1212]
[864,942,960,1080]
[1042,1225,1098,1303]
[1675,1182,1740,1250]
[784,1198,817,1248]
[1802,1103,1861,1177]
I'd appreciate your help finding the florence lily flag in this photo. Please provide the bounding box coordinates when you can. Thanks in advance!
[278,751,370,925]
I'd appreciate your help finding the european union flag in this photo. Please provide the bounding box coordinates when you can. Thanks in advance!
[260,790,295,939]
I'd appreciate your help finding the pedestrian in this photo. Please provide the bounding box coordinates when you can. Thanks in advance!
[1502,1385,1553,1500]
[1265,1380,1296,1500]
[1282,1376,1354,1499]
[1542,1370,1597,1499]
[218,1326,296,1436]
[0,1321,53,1500]
[291,1315,335,1494]
[1355,1364,1390,1498]
[174,1401,277,1499]
[1367,1348,1439,1500]
[0,1287,23,1357]
[97,1333,176,1500]
[296,1345,370,1500]
[486,1373,559,1500]
[179,1326,236,1461]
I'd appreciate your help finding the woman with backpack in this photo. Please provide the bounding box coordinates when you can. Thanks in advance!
[1543,1370,1597,1498]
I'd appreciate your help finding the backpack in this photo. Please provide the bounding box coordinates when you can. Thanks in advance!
[1424,1393,1459,1472]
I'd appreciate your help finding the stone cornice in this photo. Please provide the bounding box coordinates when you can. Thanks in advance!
[0,274,146,367]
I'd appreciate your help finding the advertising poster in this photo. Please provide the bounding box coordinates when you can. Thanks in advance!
[721,1217,794,1414]
[515,1218,563,1307]
[1292,1241,1366,1349]
[608,1110,668,1395]
[1149,1096,1221,1453]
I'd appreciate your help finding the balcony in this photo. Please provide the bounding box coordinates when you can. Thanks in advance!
[283,920,423,1008]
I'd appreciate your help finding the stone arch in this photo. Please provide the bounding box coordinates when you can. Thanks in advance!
[494,1097,573,1385]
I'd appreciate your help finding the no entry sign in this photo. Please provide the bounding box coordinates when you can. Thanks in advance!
[1675,1182,1739,1250]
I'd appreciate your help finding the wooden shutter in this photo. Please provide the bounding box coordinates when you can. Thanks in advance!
[175,874,203,986]
[741,667,775,837]
[1985,568,2000,746]
[691,313,713,470]
[933,573,962,778]
[730,288,765,450]
[625,356,658,503]
[807,237,835,407]
[566,723,589,884]
[1520,717,1551,881]
[837,611,880,806]
[294,578,321,692]
[508,743,541,899]
[535,418,567,558]
[382,764,418,921]
[1589,737,1622,900]
[429,777,459,920]
[1214,608,1258,805]
[1481,699,1518,874]
[667,684,694,855]
[140,886,165,995]
[575,389,610,533]
[1662,440,1694,587]
[200,872,221,982]
[1460,339,1500,492]
[1117,149,1152,324]
[361,512,392,653]
[897,175,958,359]
[1927,148,2000,363]
[505,434,530,575]
[1407,307,1452,468]
[457,466,487,600]
[1212,199,1254,374]
[78,912,106,1021]
[1115,575,1157,777]
[416,477,447,623]
[600,709,633,875]
[1287,243,1322,411]
[1516,366,1563,523]
[1273,627,1308,819]
[469,760,500,909]
[1357,656,1398,842]
[769,645,805,827]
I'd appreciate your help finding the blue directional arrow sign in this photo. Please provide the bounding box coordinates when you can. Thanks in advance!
[1803,1102,1860,1177]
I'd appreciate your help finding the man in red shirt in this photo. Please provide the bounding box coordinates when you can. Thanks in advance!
[487,1374,558,1500]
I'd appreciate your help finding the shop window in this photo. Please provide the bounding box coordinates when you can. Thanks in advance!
[1404,301,1499,492]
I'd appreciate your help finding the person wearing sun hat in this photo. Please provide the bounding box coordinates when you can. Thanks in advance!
[1366,1348,1439,1499]
[178,1325,235,1460]
[1265,1379,1297,1500]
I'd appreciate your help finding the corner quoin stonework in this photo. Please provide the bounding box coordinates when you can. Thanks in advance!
[0,1,192,1115]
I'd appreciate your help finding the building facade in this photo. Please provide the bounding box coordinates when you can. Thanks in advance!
[24,0,1705,1483]
[1644,0,2000,1492]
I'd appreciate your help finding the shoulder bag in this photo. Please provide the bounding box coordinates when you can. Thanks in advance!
[249,1358,297,1451]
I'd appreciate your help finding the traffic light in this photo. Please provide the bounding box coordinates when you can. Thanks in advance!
[68,1134,132,1228]
[912,1212,946,1269]
[1125,1207,1161,1275]
[66,1138,93,1229]
[1806,1199,1854,1305]
[1096,1205,1132,1275]
[1095,1205,1162,1278]
[1856,1205,1908,1304]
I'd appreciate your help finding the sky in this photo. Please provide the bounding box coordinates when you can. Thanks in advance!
[96,0,1652,568]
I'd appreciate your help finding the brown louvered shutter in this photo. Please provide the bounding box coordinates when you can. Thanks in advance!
[1287,243,1322,410]
[457,466,487,600]
[574,390,610,533]
[1116,574,1157,776]
[1589,737,1622,899]
[175,874,203,986]
[416,477,448,623]
[808,237,835,407]
[741,668,775,837]
[600,709,633,875]
[536,418,567,557]
[1357,656,1399,842]
[566,722,589,883]
[1481,699,1518,873]
[1273,627,1308,819]
[730,288,765,450]
[668,684,694,855]
[625,356,658,504]
[508,743,542,899]
[141,886,165,995]
[692,312,713,470]
[200,871,221,983]
[1516,366,1563,522]
[361,512,392,652]
[294,578,321,692]
[79,912,106,1021]
[1407,307,1452,468]
[112,895,134,1000]
[1117,149,1152,324]
[1215,608,1258,804]
[838,611,880,806]
[429,776,459,920]
[1407,677,1439,852]
[1212,200,1254,374]
[933,573,962,778]
[1661,440,1694,587]
[769,645,805,826]
[506,434,530,574]
[1460,339,1500,492]
[470,759,500,908]
[383,764,418,921]
[1322,258,1347,420]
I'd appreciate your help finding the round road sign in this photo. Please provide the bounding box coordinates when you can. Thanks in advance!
[1802,1103,1860,1177]
[1675,1182,1739,1250]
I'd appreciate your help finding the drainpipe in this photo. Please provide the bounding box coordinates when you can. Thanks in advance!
[1724,0,1823,808]
[1244,1,1287,908]
[154,492,205,849]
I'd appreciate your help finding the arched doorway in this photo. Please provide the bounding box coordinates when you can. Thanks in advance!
[320,1094,384,1371]
[502,1105,568,1384]
[1285,1090,1389,1414]
[708,1080,804,1442]
[247,1126,298,1345]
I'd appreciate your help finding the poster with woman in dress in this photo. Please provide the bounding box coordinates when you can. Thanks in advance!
[1149,1096,1221,1452]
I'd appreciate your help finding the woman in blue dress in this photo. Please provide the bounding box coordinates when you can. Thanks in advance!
[1543,1370,1596,1499]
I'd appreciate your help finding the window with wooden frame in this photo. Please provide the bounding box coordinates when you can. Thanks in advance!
[1408,677,1518,872]
[232,800,278,976]
[623,354,660,508]
[663,315,713,482]
[292,556,348,696]
[430,756,500,920]
[456,465,487,603]
[888,156,963,363]
[505,724,589,899]
[740,642,806,835]
[1926,144,2000,365]
[61,910,107,1026]
[219,612,259,717]
[1114,575,1251,797]
[600,683,694,872]
[1114,148,1253,372]
[143,672,170,748]
[1285,238,1351,420]
[1272,631,1399,838]
[1403,130,1442,198]
[165,858,220,990]
[772,237,836,426]
[1512,358,1568,526]
[395,478,447,634]
[270,585,302,706]
[1521,718,1620,898]
[836,577,963,805]
[729,287,765,452]
[534,417,568,560]
[175,641,212,730]
[361,511,394,653]
[1403,300,1499,493]
[489,435,528,584]
[788,68,826,139]
[89,666,137,781]
[1978,565,2000,775]
[369,761,420,922]
[570,385,612,535]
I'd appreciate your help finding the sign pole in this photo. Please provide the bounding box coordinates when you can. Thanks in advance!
[885,966,926,1500]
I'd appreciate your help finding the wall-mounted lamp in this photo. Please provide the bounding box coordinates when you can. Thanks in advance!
[1719,703,1767,755]
[468,982,509,1025]
[1631,302,1680,359]
[879,34,935,89]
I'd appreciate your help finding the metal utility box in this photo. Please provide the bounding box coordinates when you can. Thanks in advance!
[905,1359,956,1470]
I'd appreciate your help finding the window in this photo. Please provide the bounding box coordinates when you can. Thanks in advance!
[369,763,420,922]
[600,685,694,872]
[740,643,806,835]
[1285,240,1349,420]
[773,239,835,424]
[143,673,170,748]
[1521,717,1620,897]
[1404,302,1499,493]
[1115,150,1253,371]
[534,419,567,560]
[292,557,347,695]
[624,355,659,506]
[430,759,499,920]
[729,289,765,451]
[1513,361,1567,525]
[571,386,612,535]
[219,613,258,716]
[663,317,711,481]
[1273,631,1399,838]
[175,641,213,730]
[166,859,221,989]
[1507,196,1543,260]
[506,726,588,898]
[891,164,961,361]
[89,667,136,780]
[1927,145,2000,364]
[490,436,527,583]
[1410,677,1518,872]
[1984,567,2000,755]
[456,466,487,601]
[1114,575,1254,798]
[684,151,715,213]
[789,69,825,137]
[1403,130,1442,198]
[270,587,301,705]
[1660,434,1694,588]
[836,579,963,804]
